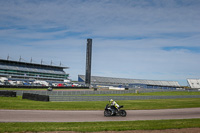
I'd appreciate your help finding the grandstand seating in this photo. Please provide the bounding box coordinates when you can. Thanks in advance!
[78,75,181,89]
[187,79,200,89]
[0,59,69,82]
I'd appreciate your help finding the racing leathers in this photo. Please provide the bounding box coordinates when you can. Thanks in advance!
[110,100,119,115]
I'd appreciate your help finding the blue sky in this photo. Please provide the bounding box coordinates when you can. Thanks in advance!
[0,0,200,85]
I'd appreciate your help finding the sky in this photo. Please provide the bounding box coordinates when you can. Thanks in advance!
[0,0,200,86]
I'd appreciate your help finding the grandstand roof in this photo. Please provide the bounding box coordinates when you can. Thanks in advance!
[0,59,69,69]
[0,59,69,76]
[187,79,200,89]
[78,75,180,87]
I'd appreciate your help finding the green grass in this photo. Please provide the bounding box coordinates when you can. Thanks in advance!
[0,96,200,110]
[0,119,200,132]
[82,91,200,96]
[1,91,200,132]
[137,91,200,96]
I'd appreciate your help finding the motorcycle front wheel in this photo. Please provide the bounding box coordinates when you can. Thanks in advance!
[104,110,111,117]
[120,110,127,117]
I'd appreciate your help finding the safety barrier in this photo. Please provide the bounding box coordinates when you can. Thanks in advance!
[14,90,137,96]
[22,93,49,102]
[0,91,16,97]
[14,88,192,96]
[3,89,199,101]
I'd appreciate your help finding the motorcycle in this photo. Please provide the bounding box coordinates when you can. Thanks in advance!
[104,104,127,117]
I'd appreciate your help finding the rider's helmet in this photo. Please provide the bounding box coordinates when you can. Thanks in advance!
[109,99,113,104]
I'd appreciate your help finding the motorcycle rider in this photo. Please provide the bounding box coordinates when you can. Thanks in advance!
[109,99,119,115]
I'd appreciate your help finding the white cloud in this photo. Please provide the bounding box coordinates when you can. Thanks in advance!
[0,0,200,85]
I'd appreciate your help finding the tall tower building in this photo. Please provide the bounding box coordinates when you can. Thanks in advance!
[85,38,92,87]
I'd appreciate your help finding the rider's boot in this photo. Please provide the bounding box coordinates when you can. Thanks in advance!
[111,110,114,115]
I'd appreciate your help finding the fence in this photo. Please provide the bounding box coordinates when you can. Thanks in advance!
[14,90,137,96]
[7,89,200,102]
[14,88,195,96]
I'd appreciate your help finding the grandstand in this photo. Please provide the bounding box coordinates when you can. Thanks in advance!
[187,79,200,89]
[0,59,69,83]
[78,75,181,89]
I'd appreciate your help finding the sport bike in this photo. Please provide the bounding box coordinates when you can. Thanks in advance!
[104,104,127,117]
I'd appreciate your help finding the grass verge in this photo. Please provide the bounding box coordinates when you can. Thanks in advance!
[81,91,200,96]
[0,96,200,110]
[0,119,200,132]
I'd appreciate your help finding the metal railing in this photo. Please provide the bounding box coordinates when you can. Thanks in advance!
[14,90,137,96]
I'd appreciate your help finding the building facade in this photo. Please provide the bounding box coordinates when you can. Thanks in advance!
[0,59,69,83]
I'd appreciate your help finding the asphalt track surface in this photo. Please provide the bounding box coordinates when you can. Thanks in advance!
[0,108,200,122]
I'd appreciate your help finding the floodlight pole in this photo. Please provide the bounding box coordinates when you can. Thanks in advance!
[85,38,92,87]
